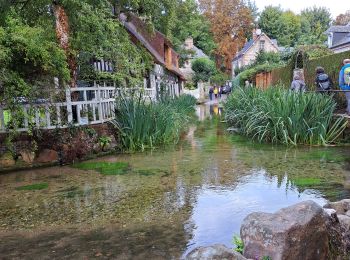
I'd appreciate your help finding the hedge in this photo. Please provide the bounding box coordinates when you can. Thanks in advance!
[270,50,350,90]
[271,62,294,87]
[304,50,350,90]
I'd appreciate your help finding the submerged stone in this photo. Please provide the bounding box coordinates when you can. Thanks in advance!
[185,244,247,260]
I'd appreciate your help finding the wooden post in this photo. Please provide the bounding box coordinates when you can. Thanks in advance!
[97,87,103,121]
[66,88,73,123]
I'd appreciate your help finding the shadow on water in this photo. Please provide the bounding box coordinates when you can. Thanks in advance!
[0,104,350,258]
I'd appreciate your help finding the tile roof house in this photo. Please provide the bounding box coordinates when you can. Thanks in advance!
[325,23,350,54]
[119,13,185,99]
[231,29,279,78]
[180,37,209,81]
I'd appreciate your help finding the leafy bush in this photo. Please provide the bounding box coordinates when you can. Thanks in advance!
[192,58,216,84]
[111,94,196,151]
[255,50,282,65]
[210,71,230,85]
[225,87,348,146]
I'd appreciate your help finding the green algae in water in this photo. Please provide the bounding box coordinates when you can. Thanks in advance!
[292,178,322,187]
[300,149,347,163]
[15,183,48,191]
[73,162,130,175]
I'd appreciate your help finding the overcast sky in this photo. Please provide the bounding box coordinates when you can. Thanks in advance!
[255,0,346,19]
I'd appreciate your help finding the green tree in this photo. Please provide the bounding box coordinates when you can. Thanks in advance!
[258,6,283,40]
[298,7,331,45]
[171,0,216,55]
[192,58,216,83]
[277,11,301,47]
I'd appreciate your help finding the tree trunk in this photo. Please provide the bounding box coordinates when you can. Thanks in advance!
[53,1,77,88]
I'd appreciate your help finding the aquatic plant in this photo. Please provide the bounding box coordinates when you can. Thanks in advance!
[111,94,196,151]
[98,136,111,151]
[15,183,48,191]
[232,235,244,254]
[225,87,348,146]
[73,161,130,175]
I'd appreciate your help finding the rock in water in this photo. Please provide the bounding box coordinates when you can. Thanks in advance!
[240,200,329,260]
[35,149,58,163]
[185,244,247,260]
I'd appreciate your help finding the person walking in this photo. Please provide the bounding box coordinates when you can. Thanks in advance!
[209,86,213,101]
[218,86,222,99]
[315,66,332,93]
[339,59,350,115]
[290,74,306,92]
[213,86,218,99]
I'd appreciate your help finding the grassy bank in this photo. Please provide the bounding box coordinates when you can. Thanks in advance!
[112,94,196,151]
[224,87,348,146]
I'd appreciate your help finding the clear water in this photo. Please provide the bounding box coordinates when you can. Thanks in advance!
[0,105,349,259]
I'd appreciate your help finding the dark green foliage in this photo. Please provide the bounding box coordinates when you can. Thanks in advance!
[192,58,217,84]
[270,63,294,87]
[111,94,196,151]
[255,51,282,65]
[258,6,283,41]
[298,7,332,45]
[210,71,230,85]
[73,161,130,175]
[225,87,348,145]
[15,183,49,191]
[232,235,244,254]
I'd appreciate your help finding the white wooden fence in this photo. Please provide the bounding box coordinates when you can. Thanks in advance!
[0,83,157,133]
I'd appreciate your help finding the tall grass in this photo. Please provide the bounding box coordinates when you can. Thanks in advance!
[111,94,196,151]
[225,87,348,146]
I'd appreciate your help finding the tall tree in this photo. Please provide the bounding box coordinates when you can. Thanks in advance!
[199,0,253,72]
[170,0,216,55]
[334,10,350,25]
[298,6,331,44]
[277,11,301,47]
[258,6,283,40]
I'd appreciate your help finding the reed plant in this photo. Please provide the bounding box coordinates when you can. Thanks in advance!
[225,86,348,146]
[111,94,196,151]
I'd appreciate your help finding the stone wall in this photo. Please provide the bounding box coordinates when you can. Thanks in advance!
[0,123,119,171]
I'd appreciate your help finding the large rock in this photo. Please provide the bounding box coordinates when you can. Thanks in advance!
[324,199,350,215]
[240,201,329,260]
[0,152,15,168]
[19,149,35,164]
[185,244,247,260]
[35,149,58,163]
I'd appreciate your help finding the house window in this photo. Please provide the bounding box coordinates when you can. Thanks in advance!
[259,40,265,51]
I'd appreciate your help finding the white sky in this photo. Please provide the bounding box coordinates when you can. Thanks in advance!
[255,0,347,19]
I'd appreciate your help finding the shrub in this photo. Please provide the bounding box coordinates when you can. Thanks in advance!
[192,58,216,84]
[111,94,196,151]
[225,87,348,146]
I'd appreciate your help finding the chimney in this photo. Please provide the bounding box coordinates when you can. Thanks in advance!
[185,37,194,50]
[252,29,257,41]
